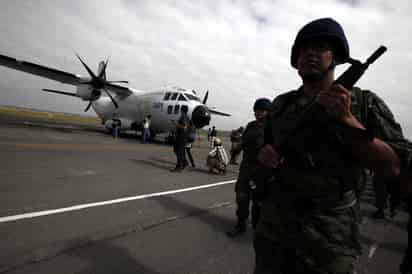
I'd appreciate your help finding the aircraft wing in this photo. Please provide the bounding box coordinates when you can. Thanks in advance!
[0,54,81,85]
[0,53,132,96]
[105,82,132,96]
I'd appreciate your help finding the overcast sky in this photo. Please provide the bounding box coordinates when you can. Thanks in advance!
[0,0,411,137]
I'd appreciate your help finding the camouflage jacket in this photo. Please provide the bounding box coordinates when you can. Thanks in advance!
[257,86,412,259]
[241,120,265,165]
[230,130,242,143]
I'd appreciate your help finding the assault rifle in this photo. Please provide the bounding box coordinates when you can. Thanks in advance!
[336,45,387,90]
[252,46,388,202]
[281,45,388,144]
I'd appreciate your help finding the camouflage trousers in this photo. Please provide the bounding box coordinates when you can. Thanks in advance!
[230,142,242,163]
[235,164,260,226]
[253,233,357,274]
[400,195,412,274]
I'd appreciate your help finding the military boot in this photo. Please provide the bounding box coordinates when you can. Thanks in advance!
[226,220,246,238]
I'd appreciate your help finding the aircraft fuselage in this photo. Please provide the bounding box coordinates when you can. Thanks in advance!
[93,86,207,135]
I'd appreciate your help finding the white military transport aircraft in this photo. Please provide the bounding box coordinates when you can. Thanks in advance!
[0,53,230,140]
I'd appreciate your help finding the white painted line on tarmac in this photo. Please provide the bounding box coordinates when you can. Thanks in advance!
[0,180,236,224]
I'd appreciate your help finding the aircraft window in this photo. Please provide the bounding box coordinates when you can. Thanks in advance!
[171,93,178,100]
[163,92,171,100]
[184,93,200,102]
[167,105,173,114]
[178,94,187,101]
[174,105,180,114]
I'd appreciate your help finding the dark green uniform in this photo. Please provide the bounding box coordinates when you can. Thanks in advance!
[400,194,412,273]
[230,129,243,164]
[235,120,265,227]
[254,87,412,274]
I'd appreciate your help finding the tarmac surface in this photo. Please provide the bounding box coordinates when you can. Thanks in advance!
[0,113,409,274]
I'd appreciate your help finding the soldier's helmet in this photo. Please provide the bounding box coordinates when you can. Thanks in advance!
[253,98,272,111]
[213,137,222,146]
[291,18,349,69]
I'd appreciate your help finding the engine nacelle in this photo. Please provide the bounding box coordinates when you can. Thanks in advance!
[76,84,100,101]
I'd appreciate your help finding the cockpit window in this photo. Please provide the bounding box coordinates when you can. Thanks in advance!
[171,93,178,100]
[184,93,200,102]
[178,94,187,101]
[163,92,171,100]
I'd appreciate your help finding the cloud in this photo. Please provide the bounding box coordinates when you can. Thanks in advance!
[0,0,411,138]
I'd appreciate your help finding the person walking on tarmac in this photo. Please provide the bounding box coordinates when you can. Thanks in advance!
[185,120,196,168]
[254,18,411,274]
[209,126,217,148]
[171,105,190,172]
[142,115,151,143]
[112,118,121,139]
[226,98,271,238]
[229,126,244,165]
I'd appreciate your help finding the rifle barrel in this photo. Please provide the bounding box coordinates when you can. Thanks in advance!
[366,46,387,65]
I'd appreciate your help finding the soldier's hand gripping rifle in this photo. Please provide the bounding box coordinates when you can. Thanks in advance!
[252,46,387,202]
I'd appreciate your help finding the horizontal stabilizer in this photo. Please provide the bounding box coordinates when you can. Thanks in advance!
[209,109,231,117]
[42,89,78,97]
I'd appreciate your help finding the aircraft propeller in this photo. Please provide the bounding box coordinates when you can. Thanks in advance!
[75,54,126,111]
[200,90,230,117]
[202,90,209,104]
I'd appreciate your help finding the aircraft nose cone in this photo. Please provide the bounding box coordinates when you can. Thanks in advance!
[192,105,211,128]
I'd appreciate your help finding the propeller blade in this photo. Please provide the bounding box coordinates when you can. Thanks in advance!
[103,88,119,108]
[208,108,231,117]
[107,80,129,84]
[75,53,97,79]
[84,101,92,112]
[42,89,78,97]
[202,90,209,105]
[99,59,109,79]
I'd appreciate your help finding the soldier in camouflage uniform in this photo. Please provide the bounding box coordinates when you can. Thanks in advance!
[400,164,412,274]
[227,98,272,238]
[254,18,412,274]
[229,126,244,165]
[400,194,412,274]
